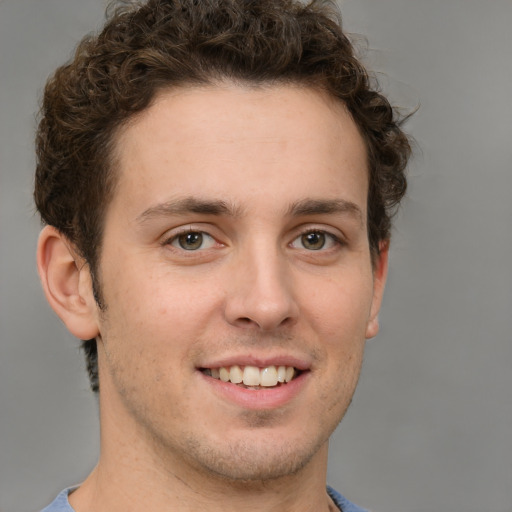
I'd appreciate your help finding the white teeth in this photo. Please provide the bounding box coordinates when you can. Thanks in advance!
[207,364,298,386]
[229,365,243,384]
[219,367,230,382]
[260,366,278,387]
[243,365,261,386]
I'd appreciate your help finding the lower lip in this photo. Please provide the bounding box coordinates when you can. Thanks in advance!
[198,371,309,410]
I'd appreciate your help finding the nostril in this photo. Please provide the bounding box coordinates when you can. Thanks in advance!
[224,283,300,331]
[234,316,294,331]
[280,316,295,327]
[233,317,259,328]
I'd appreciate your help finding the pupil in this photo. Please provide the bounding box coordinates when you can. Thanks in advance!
[179,232,203,250]
[302,232,325,250]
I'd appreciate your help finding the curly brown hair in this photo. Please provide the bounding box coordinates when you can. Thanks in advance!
[35,0,411,393]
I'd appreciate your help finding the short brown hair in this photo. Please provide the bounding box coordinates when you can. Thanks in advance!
[35,0,412,392]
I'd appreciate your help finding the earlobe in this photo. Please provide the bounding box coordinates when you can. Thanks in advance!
[37,226,100,340]
[365,241,389,339]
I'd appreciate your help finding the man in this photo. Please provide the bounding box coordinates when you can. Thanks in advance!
[35,1,411,511]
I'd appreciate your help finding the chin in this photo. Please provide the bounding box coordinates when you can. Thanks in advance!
[181,429,329,483]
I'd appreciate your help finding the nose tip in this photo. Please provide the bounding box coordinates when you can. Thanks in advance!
[229,300,298,332]
[223,258,299,332]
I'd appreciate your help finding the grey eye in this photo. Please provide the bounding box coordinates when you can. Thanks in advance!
[301,232,326,250]
[290,230,340,251]
[171,232,215,251]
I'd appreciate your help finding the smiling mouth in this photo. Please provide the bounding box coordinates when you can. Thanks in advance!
[200,365,302,389]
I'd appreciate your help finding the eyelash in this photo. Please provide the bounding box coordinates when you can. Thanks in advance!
[162,227,344,254]
[162,228,219,251]
[290,228,344,252]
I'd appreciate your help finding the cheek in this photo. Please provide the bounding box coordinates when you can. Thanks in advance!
[303,272,374,341]
[302,270,372,401]
[100,260,223,358]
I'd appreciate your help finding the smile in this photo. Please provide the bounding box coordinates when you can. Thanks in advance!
[201,365,300,388]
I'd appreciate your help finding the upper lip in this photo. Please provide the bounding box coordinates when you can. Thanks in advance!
[197,354,312,371]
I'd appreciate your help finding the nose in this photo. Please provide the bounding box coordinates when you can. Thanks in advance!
[223,248,299,332]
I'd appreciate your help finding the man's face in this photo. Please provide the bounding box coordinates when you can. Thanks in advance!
[91,84,386,482]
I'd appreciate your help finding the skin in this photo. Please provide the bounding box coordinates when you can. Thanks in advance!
[38,84,388,512]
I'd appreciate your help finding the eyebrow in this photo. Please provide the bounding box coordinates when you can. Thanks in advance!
[136,196,363,225]
[286,198,364,225]
[136,197,244,223]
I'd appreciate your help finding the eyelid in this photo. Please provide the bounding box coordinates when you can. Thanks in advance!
[161,225,222,249]
[289,226,345,250]
[171,232,216,250]
[293,224,346,242]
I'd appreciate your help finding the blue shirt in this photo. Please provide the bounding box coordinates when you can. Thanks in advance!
[41,485,368,512]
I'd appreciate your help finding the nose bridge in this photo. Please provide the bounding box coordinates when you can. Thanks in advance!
[224,237,298,331]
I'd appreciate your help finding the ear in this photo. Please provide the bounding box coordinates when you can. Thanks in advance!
[365,240,389,339]
[37,225,100,340]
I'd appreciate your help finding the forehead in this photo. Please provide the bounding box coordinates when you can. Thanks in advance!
[109,84,369,221]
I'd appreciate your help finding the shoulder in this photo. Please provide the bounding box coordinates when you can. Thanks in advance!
[40,488,76,512]
[327,485,370,512]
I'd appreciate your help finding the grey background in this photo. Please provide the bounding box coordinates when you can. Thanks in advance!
[1,1,511,511]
